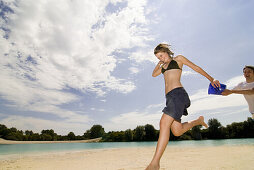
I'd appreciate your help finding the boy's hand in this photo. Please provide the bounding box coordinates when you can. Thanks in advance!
[221,89,232,96]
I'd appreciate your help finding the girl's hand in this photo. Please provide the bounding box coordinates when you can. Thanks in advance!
[211,79,220,88]
[158,61,164,65]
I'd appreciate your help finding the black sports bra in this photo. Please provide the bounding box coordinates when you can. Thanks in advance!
[161,60,181,74]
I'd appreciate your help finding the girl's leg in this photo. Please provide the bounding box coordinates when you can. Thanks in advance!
[171,116,208,137]
[146,113,174,170]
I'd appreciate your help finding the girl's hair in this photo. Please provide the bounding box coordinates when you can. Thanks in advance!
[243,65,254,72]
[154,43,174,58]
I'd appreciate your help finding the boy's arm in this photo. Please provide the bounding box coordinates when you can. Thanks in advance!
[222,88,254,95]
[152,61,164,77]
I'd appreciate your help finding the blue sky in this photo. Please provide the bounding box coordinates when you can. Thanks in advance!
[0,0,253,135]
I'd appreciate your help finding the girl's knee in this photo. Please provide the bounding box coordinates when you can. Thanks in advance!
[171,124,182,136]
[171,127,181,136]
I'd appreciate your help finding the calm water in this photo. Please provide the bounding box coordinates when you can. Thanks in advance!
[0,138,253,158]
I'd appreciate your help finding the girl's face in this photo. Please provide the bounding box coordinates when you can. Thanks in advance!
[155,52,170,63]
[243,68,254,79]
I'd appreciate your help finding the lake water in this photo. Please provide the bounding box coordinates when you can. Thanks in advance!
[0,138,253,158]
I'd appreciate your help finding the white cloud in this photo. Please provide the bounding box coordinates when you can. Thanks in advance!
[0,65,91,123]
[129,67,140,74]
[188,94,247,114]
[91,108,105,112]
[105,111,161,131]
[104,102,164,131]
[182,70,198,76]
[129,49,156,63]
[0,0,152,122]
[146,103,163,110]
[0,114,92,135]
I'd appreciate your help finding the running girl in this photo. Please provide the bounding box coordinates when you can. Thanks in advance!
[146,43,220,170]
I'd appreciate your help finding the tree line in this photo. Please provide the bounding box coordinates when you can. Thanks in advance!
[0,118,253,142]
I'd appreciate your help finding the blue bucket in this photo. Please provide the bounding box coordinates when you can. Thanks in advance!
[208,83,226,95]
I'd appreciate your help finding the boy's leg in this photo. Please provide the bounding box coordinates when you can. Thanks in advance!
[146,113,174,170]
[171,116,208,137]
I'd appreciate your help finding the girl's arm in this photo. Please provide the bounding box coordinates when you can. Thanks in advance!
[152,61,164,77]
[177,55,220,87]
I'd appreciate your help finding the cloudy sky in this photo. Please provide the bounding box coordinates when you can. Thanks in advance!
[0,0,253,135]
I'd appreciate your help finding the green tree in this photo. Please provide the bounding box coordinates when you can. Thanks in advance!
[31,133,41,141]
[124,129,133,141]
[144,124,156,141]
[179,133,192,140]
[226,122,245,138]
[5,132,19,140]
[67,132,76,140]
[208,118,222,139]
[226,118,254,138]
[110,131,125,142]
[83,130,91,139]
[90,125,105,139]
[103,131,113,142]
[10,127,18,133]
[41,129,57,141]
[24,130,34,141]
[0,124,9,138]
[25,130,34,136]
[41,133,52,141]
[191,125,202,140]
[133,126,145,141]
[243,117,254,137]
[4,128,24,141]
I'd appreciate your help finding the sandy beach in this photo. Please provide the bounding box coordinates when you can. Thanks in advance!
[0,145,253,170]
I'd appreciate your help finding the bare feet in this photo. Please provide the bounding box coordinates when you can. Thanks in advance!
[145,163,160,170]
[199,116,208,128]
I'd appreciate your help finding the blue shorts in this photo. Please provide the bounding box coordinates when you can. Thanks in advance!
[162,87,190,122]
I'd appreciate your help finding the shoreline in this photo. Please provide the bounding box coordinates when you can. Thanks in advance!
[0,137,102,144]
[0,145,253,170]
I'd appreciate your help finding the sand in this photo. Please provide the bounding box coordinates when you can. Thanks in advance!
[0,138,102,144]
[0,145,253,170]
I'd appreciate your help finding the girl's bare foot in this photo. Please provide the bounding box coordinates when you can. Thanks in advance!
[145,163,160,170]
[199,116,208,128]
